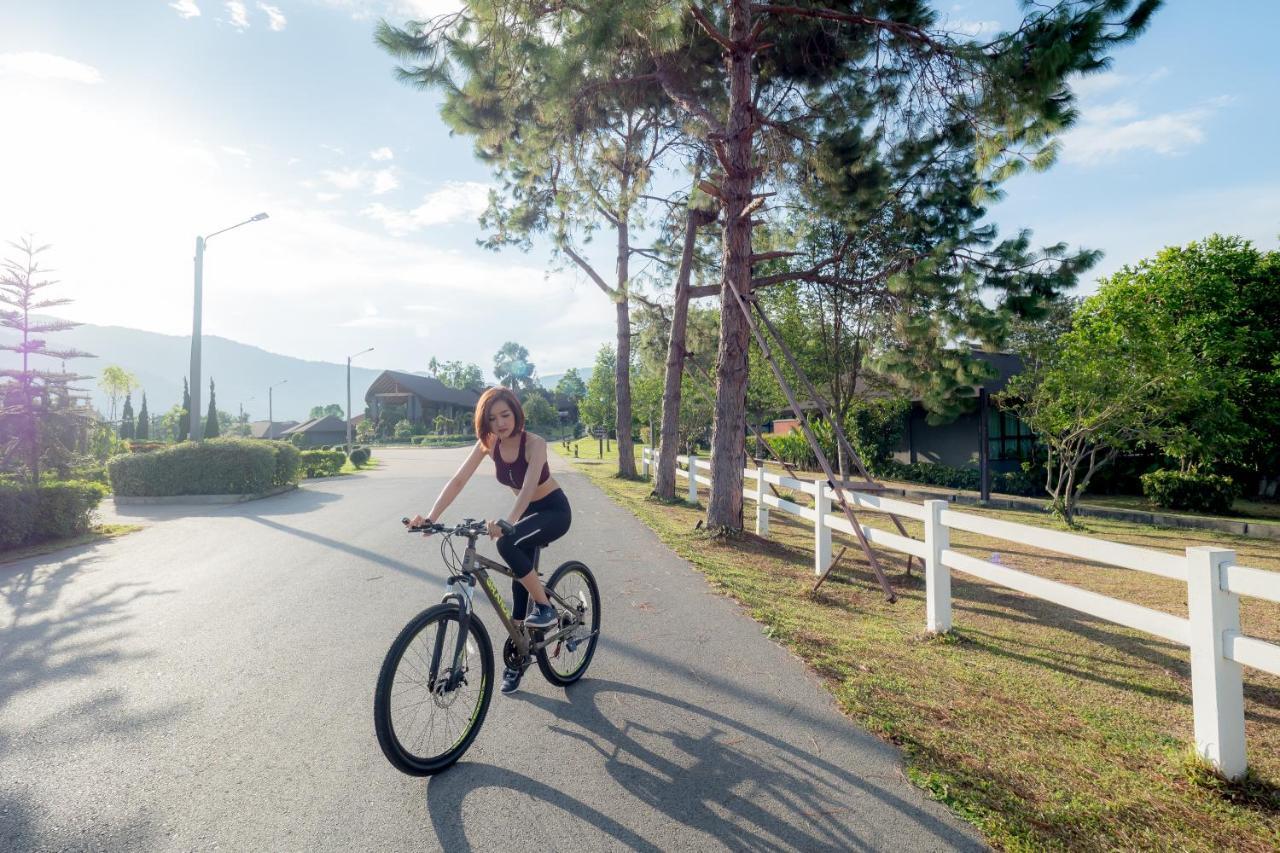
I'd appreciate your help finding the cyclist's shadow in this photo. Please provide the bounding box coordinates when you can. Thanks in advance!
[425,678,979,852]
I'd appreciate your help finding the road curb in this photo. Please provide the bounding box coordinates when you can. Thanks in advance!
[111,483,298,506]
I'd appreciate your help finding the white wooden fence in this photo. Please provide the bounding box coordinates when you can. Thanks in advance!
[642,447,1280,780]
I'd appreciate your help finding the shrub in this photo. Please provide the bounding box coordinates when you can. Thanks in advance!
[880,460,981,491]
[349,447,371,467]
[127,441,169,454]
[0,481,106,550]
[393,419,414,440]
[300,449,346,478]
[107,438,299,496]
[1141,470,1241,514]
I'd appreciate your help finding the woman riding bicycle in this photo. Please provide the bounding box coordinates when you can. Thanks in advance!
[408,386,571,694]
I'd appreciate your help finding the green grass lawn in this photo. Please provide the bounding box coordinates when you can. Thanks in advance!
[553,442,1280,851]
[0,524,142,565]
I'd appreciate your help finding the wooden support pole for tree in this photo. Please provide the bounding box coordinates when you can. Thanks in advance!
[750,302,921,578]
[722,279,897,602]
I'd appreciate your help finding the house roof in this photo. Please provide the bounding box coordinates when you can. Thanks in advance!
[365,370,482,408]
[250,420,298,439]
[281,415,348,435]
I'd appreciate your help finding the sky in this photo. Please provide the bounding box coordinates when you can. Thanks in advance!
[2,1,1278,382]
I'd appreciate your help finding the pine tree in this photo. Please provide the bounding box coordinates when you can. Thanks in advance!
[136,393,150,440]
[178,378,190,442]
[119,392,135,440]
[205,379,220,438]
[0,237,95,484]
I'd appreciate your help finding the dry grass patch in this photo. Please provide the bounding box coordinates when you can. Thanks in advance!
[555,444,1280,851]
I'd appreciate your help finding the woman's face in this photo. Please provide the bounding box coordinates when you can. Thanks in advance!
[487,400,516,439]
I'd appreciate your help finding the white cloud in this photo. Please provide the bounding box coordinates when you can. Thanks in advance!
[371,168,399,195]
[1069,67,1169,101]
[225,1,250,30]
[370,146,394,161]
[321,167,367,191]
[360,181,491,235]
[316,192,341,202]
[170,0,202,19]
[1061,99,1224,166]
[220,145,251,166]
[0,52,102,85]
[258,2,287,30]
[950,19,1000,37]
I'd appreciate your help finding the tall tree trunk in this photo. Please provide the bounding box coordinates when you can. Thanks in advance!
[614,218,637,478]
[706,0,754,530]
[655,191,703,499]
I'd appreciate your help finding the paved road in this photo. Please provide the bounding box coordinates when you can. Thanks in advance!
[0,448,984,852]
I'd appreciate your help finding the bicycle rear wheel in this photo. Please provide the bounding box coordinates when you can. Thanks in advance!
[374,603,493,776]
[536,560,601,686]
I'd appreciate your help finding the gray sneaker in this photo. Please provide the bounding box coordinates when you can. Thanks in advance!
[524,602,558,629]
[501,664,525,695]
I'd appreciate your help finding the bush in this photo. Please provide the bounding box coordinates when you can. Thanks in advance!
[349,447,371,467]
[107,438,300,496]
[880,460,981,491]
[127,441,169,454]
[0,481,106,550]
[300,449,346,478]
[1141,470,1241,514]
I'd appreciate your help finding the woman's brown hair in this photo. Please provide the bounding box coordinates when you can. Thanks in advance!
[474,386,525,450]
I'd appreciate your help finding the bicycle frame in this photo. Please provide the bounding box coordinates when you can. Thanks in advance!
[435,532,587,690]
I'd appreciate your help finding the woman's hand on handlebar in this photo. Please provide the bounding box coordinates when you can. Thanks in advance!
[406,514,434,536]
[487,520,502,540]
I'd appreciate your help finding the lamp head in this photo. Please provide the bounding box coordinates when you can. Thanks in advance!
[251,212,269,222]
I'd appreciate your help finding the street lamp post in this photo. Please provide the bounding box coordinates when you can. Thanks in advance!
[269,379,288,433]
[188,212,268,442]
[347,347,374,453]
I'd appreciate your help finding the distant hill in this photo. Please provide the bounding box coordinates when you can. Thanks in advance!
[0,322,388,423]
[540,367,593,391]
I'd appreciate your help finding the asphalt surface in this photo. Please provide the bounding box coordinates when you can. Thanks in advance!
[0,447,985,852]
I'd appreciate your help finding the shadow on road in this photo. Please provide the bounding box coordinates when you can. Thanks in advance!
[243,515,432,582]
[104,481,344,523]
[423,669,980,851]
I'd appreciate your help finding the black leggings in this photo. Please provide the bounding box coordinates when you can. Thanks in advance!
[496,488,572,620]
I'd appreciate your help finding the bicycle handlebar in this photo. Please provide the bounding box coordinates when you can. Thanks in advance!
[401,518,515,536]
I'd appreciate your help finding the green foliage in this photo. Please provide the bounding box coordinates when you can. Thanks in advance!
[436,360,485,393]
[178,378,191,442]
[554,368,587,403]
[582,345,617,432]
[0,480,106,550]
[392,418,414,440]
[1141,470,1241,515]
[119,393,135,439]
[845,399,911,475]
[411,434,473,447]
[1097,236,1280,475]
[98,365,138,422]
[135,394,149,440]
[348,446,371,467]
[299,449,346,478]
[521,392,557,431]
[494,341,537,393]
[204,379,220,438]
[107,438,299,496]
[127,441,168,454]
[309,403,345,419]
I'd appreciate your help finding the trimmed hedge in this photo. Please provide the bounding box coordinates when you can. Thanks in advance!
[107,439,300,497]
[1141,470,1241,514]
[411,434,476,447]
[349,447,371,467]
[300,449,346,478]
[0,481,107,550]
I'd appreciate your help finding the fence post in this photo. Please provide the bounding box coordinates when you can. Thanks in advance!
[1186,546,1246,779]
[814,480,831,577]
[924,499,951,633]
[755,460,769,536]
[641,447,650,480]
[687,452,698,504]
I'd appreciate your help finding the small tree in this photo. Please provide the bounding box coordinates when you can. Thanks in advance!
[581,345,617,435]
[205,379,220,438]
[393,419,414,441]
[0,237,95,483]
[178,378,191,442]
[522,392,557,433]
[99,365,138,425]
[554,369,587,406]
[493,342,537,393]
[438,360,485,393]
[119,393,136,439]
[135,393,150,440]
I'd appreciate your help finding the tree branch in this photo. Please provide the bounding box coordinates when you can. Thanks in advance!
[562,246,618,299]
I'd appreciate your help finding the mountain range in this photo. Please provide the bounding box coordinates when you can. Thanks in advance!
[0,320,594,423]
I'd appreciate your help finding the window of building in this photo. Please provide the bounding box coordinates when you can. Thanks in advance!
[989,408,1035,461]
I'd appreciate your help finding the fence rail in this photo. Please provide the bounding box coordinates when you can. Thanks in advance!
[641,447,1280,780]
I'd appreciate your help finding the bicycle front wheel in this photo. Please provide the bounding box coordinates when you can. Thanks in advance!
[374,603,494,776]
[537,560,601,686]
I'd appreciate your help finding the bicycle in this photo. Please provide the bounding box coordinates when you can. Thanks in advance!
[373,517,602,776]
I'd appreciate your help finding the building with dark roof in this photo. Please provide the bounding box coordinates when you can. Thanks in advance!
[363,370,481,434]
[250,420,299,440]
[280,415,349,448]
